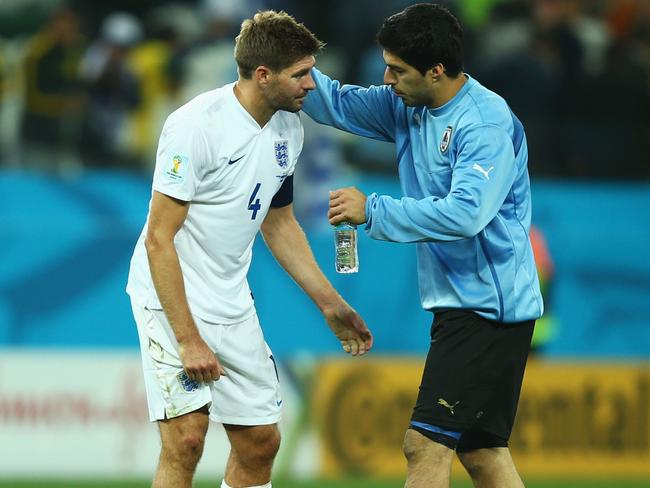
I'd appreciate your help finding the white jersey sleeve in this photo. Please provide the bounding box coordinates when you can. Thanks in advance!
[289,117,304,176]
[152,115,212,202]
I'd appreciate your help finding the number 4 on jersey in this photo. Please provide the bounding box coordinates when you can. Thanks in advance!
[248,183,262,220]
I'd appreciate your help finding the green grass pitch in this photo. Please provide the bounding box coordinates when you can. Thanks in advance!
[1,479,649,487]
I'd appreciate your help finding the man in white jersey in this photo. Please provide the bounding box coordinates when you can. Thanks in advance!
[126,11,373,488]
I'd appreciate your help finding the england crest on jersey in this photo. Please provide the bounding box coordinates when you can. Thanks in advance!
[440,126,453,153]
[177,370,199,392]
[274,140,289,168]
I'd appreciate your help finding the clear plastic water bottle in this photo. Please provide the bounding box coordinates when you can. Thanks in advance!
[334,222,358,273]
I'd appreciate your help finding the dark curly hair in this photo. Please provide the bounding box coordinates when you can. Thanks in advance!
[377,3,464,77]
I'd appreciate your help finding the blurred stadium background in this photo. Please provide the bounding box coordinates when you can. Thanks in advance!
[1,0,649,486]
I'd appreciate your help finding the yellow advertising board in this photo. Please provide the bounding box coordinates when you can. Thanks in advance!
[311,358,650,478]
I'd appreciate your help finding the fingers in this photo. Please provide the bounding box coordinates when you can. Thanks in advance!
[328,191,346,225]
[352,316,374,353]
[364,332,374,351]
[187,367,209,383]
[342,337,370,356]
[333,308,373,357]
[185,356,224,383]
[329,188,351,223]
[328,211,346,226]
[329,187,366,225]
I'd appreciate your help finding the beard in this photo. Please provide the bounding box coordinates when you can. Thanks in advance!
[271,94,305,113]
[265,81,307,113]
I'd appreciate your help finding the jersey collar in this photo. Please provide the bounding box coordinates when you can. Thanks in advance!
[428,74,475,116]
[227,82,270,131]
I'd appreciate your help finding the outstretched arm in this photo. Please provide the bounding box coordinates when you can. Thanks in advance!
[261,203,373,355]
[302,67,397,142]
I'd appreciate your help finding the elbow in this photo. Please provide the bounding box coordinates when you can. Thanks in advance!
[446,195,486,238]
[144,229,165,256]
[260,221,281,248]
[455,221,483,239]
[448,208,486,238]
[260,220,274,241]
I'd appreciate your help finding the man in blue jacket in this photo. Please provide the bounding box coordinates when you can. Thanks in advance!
[303,3,543,487]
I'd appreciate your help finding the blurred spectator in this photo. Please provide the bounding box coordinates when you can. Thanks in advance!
[572,38,650,179]
[2,0,647,179]
[475,0,649,180]
[126,6,185,168]
[598,0,650,179]
[19,6,85,172]
[0,45,5,103]
[78,11,142,168]
[0,41,7,156]
[476,25,560,175]
[170,0,260,104]
[459,0,511,30]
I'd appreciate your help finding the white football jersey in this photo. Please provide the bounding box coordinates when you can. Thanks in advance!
[127,83,303,323]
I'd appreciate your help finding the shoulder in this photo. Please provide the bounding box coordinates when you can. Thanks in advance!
[458,77,514,131]
[163,85,233,140]
[169,85,232,125]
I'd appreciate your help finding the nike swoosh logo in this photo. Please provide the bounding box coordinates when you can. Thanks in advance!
[276,400,283,406]
[228,155,245,165]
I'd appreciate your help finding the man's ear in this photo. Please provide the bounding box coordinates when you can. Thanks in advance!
[254,65,273,86]
[427,63,445,82]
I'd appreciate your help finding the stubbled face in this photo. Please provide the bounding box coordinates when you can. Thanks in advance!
[264,55,316,112]
[382,50,434,107]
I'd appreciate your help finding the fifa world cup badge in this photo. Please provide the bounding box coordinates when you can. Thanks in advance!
[165,154,189,183]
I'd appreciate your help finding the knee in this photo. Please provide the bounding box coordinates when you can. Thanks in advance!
[402,428,428,463]
[457,451,483,477]
[253,428,281,464]
[180,433,206,455]
[458,448,508,478]
[164,432,206,465]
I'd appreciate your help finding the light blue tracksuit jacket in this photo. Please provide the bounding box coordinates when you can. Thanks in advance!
[303,68,543,323]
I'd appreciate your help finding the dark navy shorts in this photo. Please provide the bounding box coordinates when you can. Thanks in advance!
[410,310,535,451]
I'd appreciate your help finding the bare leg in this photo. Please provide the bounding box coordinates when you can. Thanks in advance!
[223,423,281,488]
[153,406,209,488]
[457,447,525,488]
[403,429,455,488]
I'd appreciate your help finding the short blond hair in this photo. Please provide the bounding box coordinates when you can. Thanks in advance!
[235,10,324,79]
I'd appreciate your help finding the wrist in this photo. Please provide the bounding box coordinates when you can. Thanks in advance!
[175,326,202,346]
[315,293,343,315]
[365,193,377,228]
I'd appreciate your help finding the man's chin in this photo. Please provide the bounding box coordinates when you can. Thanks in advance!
[400,97,424,108]
[281,101,303,113]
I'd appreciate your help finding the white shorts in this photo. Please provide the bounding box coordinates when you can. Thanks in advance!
[132,302,282,425]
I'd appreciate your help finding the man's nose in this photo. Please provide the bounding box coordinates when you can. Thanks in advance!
[384,67,395,85]
[304,73,316,91]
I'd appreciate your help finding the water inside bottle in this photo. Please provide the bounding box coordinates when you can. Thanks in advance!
[335,226,358,273]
